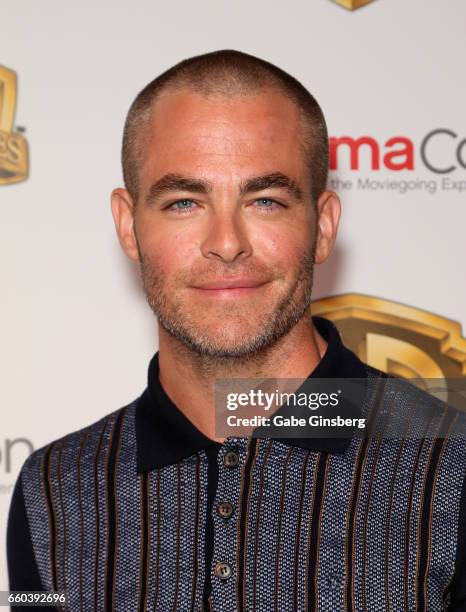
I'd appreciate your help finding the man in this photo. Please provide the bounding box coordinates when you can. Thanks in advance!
[7,49,466,611]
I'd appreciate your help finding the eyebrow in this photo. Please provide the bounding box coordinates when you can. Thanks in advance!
[145,171,304,205]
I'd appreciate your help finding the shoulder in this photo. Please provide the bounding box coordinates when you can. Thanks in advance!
[361,363,466,430]
[19,397,140,488]
[359,365,466,476]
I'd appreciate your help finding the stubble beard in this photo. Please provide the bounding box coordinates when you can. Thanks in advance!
[137,242,316,366]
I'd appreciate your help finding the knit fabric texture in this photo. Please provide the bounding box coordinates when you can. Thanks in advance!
[20,366,466,611]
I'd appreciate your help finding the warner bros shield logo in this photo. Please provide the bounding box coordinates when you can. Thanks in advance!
[330,0,375,10]
[0,65,28,185]
[312,293,466,409]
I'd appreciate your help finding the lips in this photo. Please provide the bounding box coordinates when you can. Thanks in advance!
[193,278,267,290]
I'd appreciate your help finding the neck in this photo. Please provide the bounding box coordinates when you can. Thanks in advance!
[156,313,327,442]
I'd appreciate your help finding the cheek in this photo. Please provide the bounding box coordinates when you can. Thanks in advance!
[142,226,197,278]
[251,225,307,268]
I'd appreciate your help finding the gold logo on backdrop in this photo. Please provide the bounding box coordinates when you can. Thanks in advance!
[312,294,466,404]
[0,65,28,185]
[330,0,375,10]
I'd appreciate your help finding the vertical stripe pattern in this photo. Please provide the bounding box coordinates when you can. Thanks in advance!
[19,368,466,611]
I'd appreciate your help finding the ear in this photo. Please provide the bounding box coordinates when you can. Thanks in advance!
[314,190,341,264]
[110,187,140,262]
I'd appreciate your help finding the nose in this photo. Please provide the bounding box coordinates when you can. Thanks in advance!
[200,209,252,263]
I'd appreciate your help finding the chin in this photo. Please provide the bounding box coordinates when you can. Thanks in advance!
[178,325,259,356]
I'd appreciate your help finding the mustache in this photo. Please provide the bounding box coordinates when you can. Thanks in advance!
[188,254,314,283]
[139,245,315,285]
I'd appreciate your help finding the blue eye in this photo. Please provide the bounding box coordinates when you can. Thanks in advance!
[167,197,282,214]
[255,198,280,211]
[169,199,196,213]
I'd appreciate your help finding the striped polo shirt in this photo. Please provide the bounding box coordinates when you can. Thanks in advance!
[7,316,466,611]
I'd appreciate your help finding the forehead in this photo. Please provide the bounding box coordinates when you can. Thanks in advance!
[139,87,307,188]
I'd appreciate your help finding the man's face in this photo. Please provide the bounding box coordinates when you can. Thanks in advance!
[129,88,320,359]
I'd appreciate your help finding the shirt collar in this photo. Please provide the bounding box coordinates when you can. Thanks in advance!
[136,316,368,473]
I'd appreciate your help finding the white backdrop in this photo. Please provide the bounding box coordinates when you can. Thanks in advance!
[1,0,465,588]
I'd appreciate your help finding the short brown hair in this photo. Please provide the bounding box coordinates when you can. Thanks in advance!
[121,49,329,206]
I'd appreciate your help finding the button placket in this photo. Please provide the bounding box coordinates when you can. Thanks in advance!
[210,439,247,603]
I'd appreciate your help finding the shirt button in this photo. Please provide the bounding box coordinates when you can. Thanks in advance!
[214,561,232,580]
[216,501,234,518]
[223,450,240,468]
